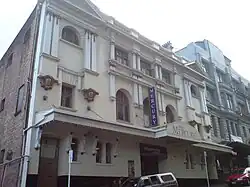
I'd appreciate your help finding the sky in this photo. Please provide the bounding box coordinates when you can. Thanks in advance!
[1,0,250,80]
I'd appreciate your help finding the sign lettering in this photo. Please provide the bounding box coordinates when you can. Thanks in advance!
[149,87,158,126]
[172,125,198,139]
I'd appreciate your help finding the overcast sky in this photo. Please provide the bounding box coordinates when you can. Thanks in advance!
[1,0,250,81]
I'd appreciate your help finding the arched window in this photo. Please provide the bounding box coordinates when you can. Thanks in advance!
[62,26,79,45]
[190,85,198,97]
[71,138,78,161]
[116,90,129,122]
[166,105,175,123]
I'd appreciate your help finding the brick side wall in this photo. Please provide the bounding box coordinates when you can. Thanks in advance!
[0,7,37,187]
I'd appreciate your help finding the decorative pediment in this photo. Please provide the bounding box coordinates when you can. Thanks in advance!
[38,75,58,90]
[63,0,103,21]
[82,88,99,102]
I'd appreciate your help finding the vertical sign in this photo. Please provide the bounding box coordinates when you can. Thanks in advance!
[149,87,158,126]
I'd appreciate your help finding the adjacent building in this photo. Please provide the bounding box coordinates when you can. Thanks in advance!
[177,39,250,181]
[0,1,235,187]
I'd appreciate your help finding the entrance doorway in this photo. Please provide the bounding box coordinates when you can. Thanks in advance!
[38,137,59,187]
[140,143,167,176]
[141,155,159,175]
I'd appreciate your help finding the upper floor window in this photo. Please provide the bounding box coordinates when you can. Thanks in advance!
[166,105,175,123]
[71,138,78,161]
[115,48,128,66]
[211,115,218,137]
[61,84,74,108]
[23,28,31,44]
[141,60,152,76]
[190,85,199,98]
[206,88,214,103]
[0,98,5,112]
[242,126,247,137]
[6,53,13,68]
[162,69,171,84]
[62,26,79,46]
[116,90,129,122]
[226,94,233,110]
[0,149,5,164]
[201,59,209,73]
[216,70,224,83]
[15,84,25,116]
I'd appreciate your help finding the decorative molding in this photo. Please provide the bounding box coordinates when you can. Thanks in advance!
[38,75,59,90]
[82,88,99,102]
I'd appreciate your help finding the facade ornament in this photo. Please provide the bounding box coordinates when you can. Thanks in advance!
[82,88,99,102]
[38,75,58,90]
[204,124,212,133]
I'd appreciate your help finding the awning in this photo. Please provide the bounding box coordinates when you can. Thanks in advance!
[193,141,233,154]
[155,121,202,143]
[223,141,250,155]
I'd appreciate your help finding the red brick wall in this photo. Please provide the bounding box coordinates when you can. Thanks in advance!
[0,7,38,187]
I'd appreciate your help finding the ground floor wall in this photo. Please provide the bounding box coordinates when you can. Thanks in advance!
[28,122,220,186]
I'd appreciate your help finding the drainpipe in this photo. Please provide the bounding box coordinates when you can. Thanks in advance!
[20,1,47,187]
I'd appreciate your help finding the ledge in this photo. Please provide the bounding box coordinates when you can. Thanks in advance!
[60,38,83,50]
[55,105,77,112]
[83,68,99,76]
[41,53,60,62]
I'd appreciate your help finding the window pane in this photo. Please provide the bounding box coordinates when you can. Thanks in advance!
[106,143,112,164]
[96,142,102,163]
[16,85,25,114]
[71,138,78,161]
[61,85,73,108]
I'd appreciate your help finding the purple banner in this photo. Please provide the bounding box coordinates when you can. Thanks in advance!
[149,87,158,126]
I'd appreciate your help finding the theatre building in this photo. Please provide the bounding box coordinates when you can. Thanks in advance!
[0,0,234,187]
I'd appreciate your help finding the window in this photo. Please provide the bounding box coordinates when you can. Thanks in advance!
[15,84,25,115]
[96,141,102,163]
[184,150,189,169]
[166,106,175,123]
[116,90,129,122]
[200,153,205,170]
[115,48,128,66]
[226,94,233,110]
[201,59,209,73]
[106,143,112,164]
[216,71,224,83]
[140,60,152,76]
[71,138,78,161]
[218,117,225,139]
[211,115,218,137]
[190,85,198,97]
[226,120,231,137]
[6,150,13,161]
[61,84,73,108]
[62,26,79,45]
[162,69,171,84]
[206,88,214,103]
[0,98,5,112]
[149,176,161,185]
[7,53,13,68]
[0,149,5,164]
[230,122,236,136]
[24,28,31,44]
[242,126,247,137]
[160,174,174,182]
[235,123,241,137]
[189,154,195,169]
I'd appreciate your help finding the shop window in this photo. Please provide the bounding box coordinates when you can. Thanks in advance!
[71,138,78,161]
[61,84,74,108]
[62,26,79,45]
[15,84,25,116]
[0,149,5,164]
[96,141,102,163]
[189,154,195,169]
[184,150,189,169]
[116,90,129,122]
[106,143,112,164]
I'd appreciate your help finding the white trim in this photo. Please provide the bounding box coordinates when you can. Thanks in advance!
[21,1,47,187]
